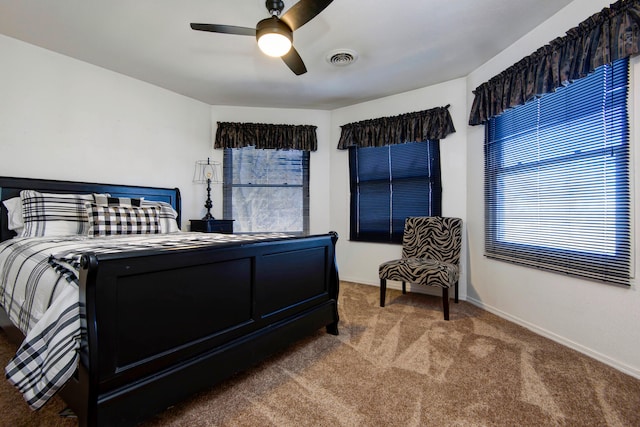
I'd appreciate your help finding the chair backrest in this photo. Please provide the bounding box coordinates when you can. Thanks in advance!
[401,217,462,264]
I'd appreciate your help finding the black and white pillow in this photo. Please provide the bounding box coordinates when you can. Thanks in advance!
[140,200,180,233]
[92,194,143,207]
[85,203,160,236]
[93,194,178,233]
[20,191,103,237]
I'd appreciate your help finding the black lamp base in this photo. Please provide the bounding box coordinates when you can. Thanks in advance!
[202,178,214,220]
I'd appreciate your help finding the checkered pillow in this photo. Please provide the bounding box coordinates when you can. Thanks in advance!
[140,200,180,233]
[85,203,161,236]
[20,191,106,237]
[92,194,143,207]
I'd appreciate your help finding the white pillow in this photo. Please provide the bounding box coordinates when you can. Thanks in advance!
[3,196,24,231]
[20,190,108,237]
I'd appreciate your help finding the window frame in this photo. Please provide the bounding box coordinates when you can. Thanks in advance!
[484,58,631,285]
[223,147,310,235]
[348,140,442,244]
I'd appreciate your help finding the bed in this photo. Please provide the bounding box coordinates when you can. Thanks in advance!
[0,176,340,427]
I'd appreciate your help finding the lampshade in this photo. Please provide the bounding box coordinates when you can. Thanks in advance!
[193,158,221,184]
[256,17,292,57]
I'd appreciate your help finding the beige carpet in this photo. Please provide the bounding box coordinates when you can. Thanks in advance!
[1,281,639,426]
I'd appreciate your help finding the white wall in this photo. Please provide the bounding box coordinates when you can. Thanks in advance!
[0,34,212,225]
[465,0,640,378]
[330,78,468,297]
[209,106,332,233]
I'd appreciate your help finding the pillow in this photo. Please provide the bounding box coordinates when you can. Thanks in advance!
[140,200,180,233]
[3,196,24,231]
[19,191,103,237]
[85,203,160,236]
[93,194,143,207]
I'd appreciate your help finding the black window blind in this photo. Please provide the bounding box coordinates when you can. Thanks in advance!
[350,141,441,244]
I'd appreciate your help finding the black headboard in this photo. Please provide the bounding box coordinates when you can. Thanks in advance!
[0,176,181,242]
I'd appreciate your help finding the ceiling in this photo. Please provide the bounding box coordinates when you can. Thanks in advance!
[0,0,574,110]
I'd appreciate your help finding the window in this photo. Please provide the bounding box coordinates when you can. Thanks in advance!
[485,57,630,285]
[223,146,309,234]
[349,141,442,244]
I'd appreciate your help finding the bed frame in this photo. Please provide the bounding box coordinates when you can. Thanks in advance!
[0,176,339,427]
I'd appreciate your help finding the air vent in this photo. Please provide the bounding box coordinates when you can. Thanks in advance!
[326,49,358,66]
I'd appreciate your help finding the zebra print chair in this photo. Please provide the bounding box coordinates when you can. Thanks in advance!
[379,216,462,320]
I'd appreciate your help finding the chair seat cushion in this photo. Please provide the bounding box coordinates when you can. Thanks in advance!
[379,257,459,288]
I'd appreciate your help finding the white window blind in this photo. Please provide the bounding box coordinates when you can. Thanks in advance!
[223,147,309,234]
[485,57,631,285]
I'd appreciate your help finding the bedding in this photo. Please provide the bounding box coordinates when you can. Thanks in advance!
[2,196,23,231]
[19,191,103,238]
[85,203,161,236]
[92,194,143,207]
[141,200,180,233]
[0,231,291,410]
[6,190,180,240]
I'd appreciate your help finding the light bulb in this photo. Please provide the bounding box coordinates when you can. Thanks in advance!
[258,33,292,57]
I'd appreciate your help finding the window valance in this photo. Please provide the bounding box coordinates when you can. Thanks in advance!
[469,0,640,126]
[337,105,455,150]
[215,122,317,151]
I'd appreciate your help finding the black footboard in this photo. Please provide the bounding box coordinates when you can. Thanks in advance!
[64,232,339,427]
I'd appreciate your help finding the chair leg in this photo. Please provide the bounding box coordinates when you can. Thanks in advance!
[402,281,406,294]
[442,287,449,321]
[380,279,387,307]
[454,280,459,303]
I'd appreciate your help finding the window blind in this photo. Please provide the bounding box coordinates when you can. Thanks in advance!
[485,57,630,285]
[350,141,442,244]
[223,147,309,234]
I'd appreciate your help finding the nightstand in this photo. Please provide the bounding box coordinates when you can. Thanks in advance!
[190,219,234,234]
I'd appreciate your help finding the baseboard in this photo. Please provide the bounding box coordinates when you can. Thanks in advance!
[465,295,640,380]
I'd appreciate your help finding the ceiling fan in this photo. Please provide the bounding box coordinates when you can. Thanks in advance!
[190,0,333,76]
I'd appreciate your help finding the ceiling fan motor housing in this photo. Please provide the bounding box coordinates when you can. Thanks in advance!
[256,16,293,44]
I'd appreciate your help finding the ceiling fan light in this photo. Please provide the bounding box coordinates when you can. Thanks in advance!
[258,33,292,57]
[256,17,293,57]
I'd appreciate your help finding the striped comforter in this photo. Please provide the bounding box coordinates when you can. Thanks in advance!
[0,232,291,410]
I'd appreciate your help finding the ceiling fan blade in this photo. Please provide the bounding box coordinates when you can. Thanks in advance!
[282,46,307,75]
[190,23,256,36]
[280,0,333,31]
